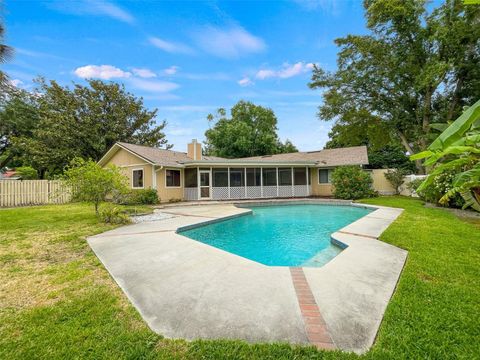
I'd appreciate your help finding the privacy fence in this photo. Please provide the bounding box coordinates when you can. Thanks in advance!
[0,180,71,207]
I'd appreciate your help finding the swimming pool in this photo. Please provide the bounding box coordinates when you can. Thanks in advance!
[179,204,372,267]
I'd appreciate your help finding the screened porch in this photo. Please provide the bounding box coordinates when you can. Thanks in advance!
[183,167,311,201]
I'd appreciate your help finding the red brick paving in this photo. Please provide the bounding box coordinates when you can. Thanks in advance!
[289,267,336,350]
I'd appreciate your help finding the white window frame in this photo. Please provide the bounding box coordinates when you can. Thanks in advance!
[132,168,145,189]
[165,168,182,188]
[318,168,332,184]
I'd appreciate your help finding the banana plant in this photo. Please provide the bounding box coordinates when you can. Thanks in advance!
[411,99,480,212]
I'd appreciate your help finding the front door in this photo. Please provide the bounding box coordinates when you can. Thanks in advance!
[199,171,211,199]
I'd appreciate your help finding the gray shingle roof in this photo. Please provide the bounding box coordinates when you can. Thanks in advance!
[116,142,224,167]
[113,142,368,167]
[238,146,369,167]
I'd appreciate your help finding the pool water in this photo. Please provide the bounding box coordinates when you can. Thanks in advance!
[179,204,372,267]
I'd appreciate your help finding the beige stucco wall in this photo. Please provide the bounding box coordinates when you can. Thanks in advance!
[310,167,334,196]
[107,149,153,189]
[156,168,184,203]
[369,169,397,195]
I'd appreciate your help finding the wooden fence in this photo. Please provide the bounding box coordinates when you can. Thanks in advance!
[0,180,71,207]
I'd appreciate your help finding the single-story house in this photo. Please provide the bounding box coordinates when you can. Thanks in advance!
[98,140,369,202]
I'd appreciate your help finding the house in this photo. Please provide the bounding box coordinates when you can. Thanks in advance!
[0,169,21,180]
[98,140,369,202]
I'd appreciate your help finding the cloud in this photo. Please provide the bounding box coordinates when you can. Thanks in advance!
[9,79,24,87]
[128,78,179,92]
[256,62,314,80]
[293,0,338,13]
[48,0,135,24]
[193,25,265,58]
[132,68,157,78]
[164,66,179,75]
[74,65,132,79]
[238,77,254,87]
[148,37,194,54]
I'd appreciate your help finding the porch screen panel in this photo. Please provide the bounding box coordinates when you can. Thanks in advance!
[278,168,292,185]
[262,168,277,186]
[229,168,244,187]
[294,168,307,185]
[246,168,261,186]
[213,168,228,187]
[184,168,197,188]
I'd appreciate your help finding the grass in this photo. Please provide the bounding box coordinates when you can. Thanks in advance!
[0,197,479,359]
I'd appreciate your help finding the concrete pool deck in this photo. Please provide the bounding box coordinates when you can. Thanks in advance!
[87,200,407,354]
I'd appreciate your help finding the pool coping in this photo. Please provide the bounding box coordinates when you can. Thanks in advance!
[87,199,407,354]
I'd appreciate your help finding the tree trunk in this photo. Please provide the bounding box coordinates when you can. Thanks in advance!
[0,153,13,169]
[397,130,425,174]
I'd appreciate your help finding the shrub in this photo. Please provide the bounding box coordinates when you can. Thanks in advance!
[384,168,408,194]
[16,166,38,179]
[62,158,129,214]
[99,203,130,224]
[407,178,424,193]
[133,189,159,204]
[113,188,159,205]
[331,166,377,200]
[418,168,465,208]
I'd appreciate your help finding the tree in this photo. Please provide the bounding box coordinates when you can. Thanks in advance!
[412,99,480,212]
[0,22,14,87]
[0,87,40,169]
[204,101,297,158]
[62,158,128,215]
[367,145,416,172]
[22,79,171,177]
[309,0,480,173]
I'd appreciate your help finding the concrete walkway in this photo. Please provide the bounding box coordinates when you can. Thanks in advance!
[88,201,407,353]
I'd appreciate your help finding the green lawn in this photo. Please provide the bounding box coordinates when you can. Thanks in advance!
[0,198,479,359]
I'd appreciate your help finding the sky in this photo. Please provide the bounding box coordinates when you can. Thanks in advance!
[2,0,367,152]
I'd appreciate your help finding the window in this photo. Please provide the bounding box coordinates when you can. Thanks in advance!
[278,168,292,185]
[166,169,181,187]
[213,168,228,187]
[262,168,277,186]
[246,168,261,186]
[318,169,331,184]
[132,169,144,188]
[184,168,197,188]
[230,168,244,187]
[294,168,307,185]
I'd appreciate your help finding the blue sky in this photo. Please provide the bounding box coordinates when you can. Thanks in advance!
[3,0,367,152]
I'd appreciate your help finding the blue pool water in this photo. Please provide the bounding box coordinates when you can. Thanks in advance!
[179,204,372,267]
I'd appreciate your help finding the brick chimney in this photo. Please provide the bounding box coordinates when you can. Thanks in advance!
[187,139,202,160]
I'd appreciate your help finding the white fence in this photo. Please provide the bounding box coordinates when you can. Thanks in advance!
[0,180,71,207]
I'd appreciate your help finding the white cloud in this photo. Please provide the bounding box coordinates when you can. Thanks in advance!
[148,37,193,54]
[74,65,132,79]
[9,79,24,87]
[238,77,254,87]
[256,62,314,80]
[293,0,338,13]
[193,25,265,58]
[128,78,179,92]
[49,0,135,24]
[90,0,134,23]
[132,68,157,78]
[164,66,179,75]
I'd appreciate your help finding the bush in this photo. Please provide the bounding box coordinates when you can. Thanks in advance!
[62,158,129,214]
[99,203,130,224]
[418,168,465,208]
[133,189,159,204]
[16,166,38,179]
[331,166,377,200]
[384,168,408,194]
[407,178,424,193]
[113,188,159,205]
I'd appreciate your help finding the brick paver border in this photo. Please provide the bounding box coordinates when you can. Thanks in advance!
[290,267,336,350]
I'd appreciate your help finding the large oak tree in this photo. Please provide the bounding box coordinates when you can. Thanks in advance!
[204,100,297,158]
[1,79,171,177]
[309,0,480,173]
